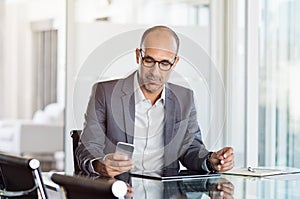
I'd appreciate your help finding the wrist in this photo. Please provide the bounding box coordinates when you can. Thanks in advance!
[206,152,216,173]
[92,158,108,176]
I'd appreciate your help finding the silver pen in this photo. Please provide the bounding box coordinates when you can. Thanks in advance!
[248,166,256,173]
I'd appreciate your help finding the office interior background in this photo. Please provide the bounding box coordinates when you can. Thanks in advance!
[0,0,299,173]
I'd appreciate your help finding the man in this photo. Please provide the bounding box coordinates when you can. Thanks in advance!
[76,25,234,177]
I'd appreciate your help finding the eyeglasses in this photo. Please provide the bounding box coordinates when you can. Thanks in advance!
[139,49,176,71]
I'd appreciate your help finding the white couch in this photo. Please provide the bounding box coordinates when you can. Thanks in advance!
[0,103,64,155]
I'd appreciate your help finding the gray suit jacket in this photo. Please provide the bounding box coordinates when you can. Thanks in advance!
[76,72,210,175]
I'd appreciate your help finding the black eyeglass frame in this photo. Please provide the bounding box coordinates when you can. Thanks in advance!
[139,49,177,71]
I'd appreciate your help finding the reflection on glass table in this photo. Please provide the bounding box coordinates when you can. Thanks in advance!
[44,169,300,199]
[129,168,220,181]
[115,170,300,199]
[113,171,233,199]
[128,177,233,199]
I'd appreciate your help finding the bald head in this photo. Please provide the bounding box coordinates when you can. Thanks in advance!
[140,26,180,55]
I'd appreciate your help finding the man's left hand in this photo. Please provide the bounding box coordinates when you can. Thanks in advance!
[209,147,234,172]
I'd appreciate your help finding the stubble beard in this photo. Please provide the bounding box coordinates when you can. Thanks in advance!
[142,83,163,94]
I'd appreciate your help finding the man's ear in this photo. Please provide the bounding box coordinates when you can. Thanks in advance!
[172,56,180,69]
[135,48,140,64]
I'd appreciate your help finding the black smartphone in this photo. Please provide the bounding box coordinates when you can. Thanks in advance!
[115,142,134,159]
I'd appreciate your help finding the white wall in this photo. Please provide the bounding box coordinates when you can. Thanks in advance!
[0,1,4,119]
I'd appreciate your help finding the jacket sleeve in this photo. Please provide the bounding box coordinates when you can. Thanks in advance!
[75,83,107,175]
[178,92,211,172]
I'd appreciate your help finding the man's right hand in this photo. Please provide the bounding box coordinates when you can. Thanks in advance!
[92,153,133,177]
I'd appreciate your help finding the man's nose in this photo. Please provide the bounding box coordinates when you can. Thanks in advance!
[150,62,161,75]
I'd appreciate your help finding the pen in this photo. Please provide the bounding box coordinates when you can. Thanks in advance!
[248,167,256,173]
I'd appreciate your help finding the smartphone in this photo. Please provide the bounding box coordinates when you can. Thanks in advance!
[115,142,134,159]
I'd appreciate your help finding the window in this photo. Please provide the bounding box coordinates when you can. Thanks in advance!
[258,0,300,167]
[31,20,58,111]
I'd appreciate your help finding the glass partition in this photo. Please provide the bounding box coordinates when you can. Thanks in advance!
[65,0,228,172]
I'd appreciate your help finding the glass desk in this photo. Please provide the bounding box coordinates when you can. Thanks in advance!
[128,174,300,199]
[43,171,300,199]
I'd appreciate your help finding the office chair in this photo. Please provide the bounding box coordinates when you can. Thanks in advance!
[0,153,48,199]
[70,130,82,175]
[51,173,127,199]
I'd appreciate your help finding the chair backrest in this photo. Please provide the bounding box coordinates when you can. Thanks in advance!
[51,173,127,199]
[70,130,82,175]
[0,153,48,199]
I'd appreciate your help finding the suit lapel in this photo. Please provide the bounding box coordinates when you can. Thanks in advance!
[163,85,179,168]
[121,73,136,144]
[164,85,176,148]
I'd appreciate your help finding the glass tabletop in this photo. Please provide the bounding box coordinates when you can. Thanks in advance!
[125,172,300,199]
[44,170,300,199]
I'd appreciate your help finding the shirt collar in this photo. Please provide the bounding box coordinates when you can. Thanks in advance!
[134,72,165,105]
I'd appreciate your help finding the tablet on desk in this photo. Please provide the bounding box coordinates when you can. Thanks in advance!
[130,169,220,181]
